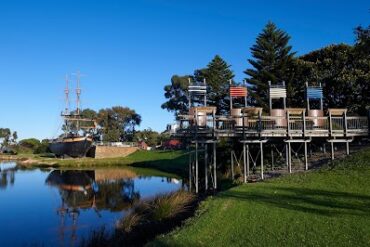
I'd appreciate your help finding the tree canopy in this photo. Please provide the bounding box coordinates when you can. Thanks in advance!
[97,106,141,142]
[245,21,296,110]
[162,55,234,115]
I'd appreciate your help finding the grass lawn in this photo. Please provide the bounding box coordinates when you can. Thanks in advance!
[150,148,370,247]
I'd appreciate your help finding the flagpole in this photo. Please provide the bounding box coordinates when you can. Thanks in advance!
[229,79,233,112]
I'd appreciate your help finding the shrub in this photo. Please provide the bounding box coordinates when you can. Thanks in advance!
[19,138,40,149]
[116,191,195,232]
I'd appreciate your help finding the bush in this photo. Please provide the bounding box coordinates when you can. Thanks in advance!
[33,140,50,154]
[17,138,51,154]
[19,138,40,149]
[116,191,196,232]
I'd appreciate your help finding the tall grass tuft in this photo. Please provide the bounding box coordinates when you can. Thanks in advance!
[116,211,144,232]
[150,190,195,220]
[81,191,197,246]
[116,190,195,232]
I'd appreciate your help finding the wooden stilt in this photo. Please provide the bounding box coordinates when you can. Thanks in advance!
[304,141,308,170]
[247,144,250,178]
[243,143,247,183]
[213,142,217,189]
[195,141,199,193]
[285,143,289,169]
[271,147,274,171]
[346,142,350,155]
[260,142,264,180]
[288,142,291,173]
[331,142,334,160]
[205,144,208,190]
[189,151,192,192]
[231,150,234,179]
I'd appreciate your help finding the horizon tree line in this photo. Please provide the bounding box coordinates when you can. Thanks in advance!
[162,22,370,116]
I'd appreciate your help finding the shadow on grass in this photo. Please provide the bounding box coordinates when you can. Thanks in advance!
[220,186,370,217]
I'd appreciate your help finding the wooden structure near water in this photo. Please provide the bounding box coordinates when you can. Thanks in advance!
[175,79,369,193]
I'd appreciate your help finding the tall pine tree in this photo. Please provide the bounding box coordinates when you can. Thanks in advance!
[245,22,295,110]
[194,55,234,114]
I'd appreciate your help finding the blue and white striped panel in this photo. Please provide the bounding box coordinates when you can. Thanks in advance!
[269,88,287,99]
[307,88,323,99]
[189,85,207,95]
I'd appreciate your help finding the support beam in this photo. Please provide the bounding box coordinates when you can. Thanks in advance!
[304,142,308,170]
[260,142,264,180]
[288,142,292,173]
[189,152,192,192]
[231,150,234,179]
[195,141,199,193]
[243,143,247,183]
[346,142,350,155]
[213,142,217,189]
[204,144,208,190]
[247,144,250,179]
[271,148,274,171]
[331,142,335,160]
[285,143,289,169]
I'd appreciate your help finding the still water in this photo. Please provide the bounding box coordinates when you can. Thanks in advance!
[0,162,184,246]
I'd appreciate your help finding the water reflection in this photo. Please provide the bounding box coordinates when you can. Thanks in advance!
[45,170,142,245]
[46,169,141,211]
[0,162,17,189]
[0,163,183,246]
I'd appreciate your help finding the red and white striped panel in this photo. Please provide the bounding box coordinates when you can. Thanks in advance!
[230,86,247,97]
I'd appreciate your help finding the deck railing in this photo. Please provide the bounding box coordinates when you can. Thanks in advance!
[347,117,368,130]
[176,114,368,137]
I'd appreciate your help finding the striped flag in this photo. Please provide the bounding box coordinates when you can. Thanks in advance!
[230,86,247,97]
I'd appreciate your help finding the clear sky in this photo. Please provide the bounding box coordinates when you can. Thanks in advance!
[0,0,368,140]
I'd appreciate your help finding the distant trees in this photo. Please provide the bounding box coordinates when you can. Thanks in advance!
[134,129,160,146]
[11,131,18,144]
[0,128,17,147]
[77,106,142,142]
[0,128,11,147]
[300,25,370,114]
[17,138,50,154]
[162,22,369,116]
[245,21,296,110]
[97,106,141,142]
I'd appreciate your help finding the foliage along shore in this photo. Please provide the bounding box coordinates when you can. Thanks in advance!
[0,150,189,177]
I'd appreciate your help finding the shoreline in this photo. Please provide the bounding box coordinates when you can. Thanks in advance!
[0,150,189,177]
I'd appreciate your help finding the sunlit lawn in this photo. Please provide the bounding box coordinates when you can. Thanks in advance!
[150,148,370,247]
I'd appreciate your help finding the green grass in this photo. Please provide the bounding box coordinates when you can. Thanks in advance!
[150,148,370,247]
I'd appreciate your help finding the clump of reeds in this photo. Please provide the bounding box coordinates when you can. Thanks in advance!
[116,190,195,232]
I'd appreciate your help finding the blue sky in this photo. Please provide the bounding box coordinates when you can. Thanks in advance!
[0,0,368,140]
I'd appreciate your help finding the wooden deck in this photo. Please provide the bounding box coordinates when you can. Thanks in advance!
[175,114,369,139]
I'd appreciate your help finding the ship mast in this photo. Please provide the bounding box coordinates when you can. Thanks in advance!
[76,71,81,116]
[64,74,70,115]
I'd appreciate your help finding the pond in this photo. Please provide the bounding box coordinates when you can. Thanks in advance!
[0,162,185,246]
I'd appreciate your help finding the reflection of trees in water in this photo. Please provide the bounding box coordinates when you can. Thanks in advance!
[0,167,16,189]
[58,178,141,211]
[45,170,141,246]
[96,179,140,211]
[46,170,141,211]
